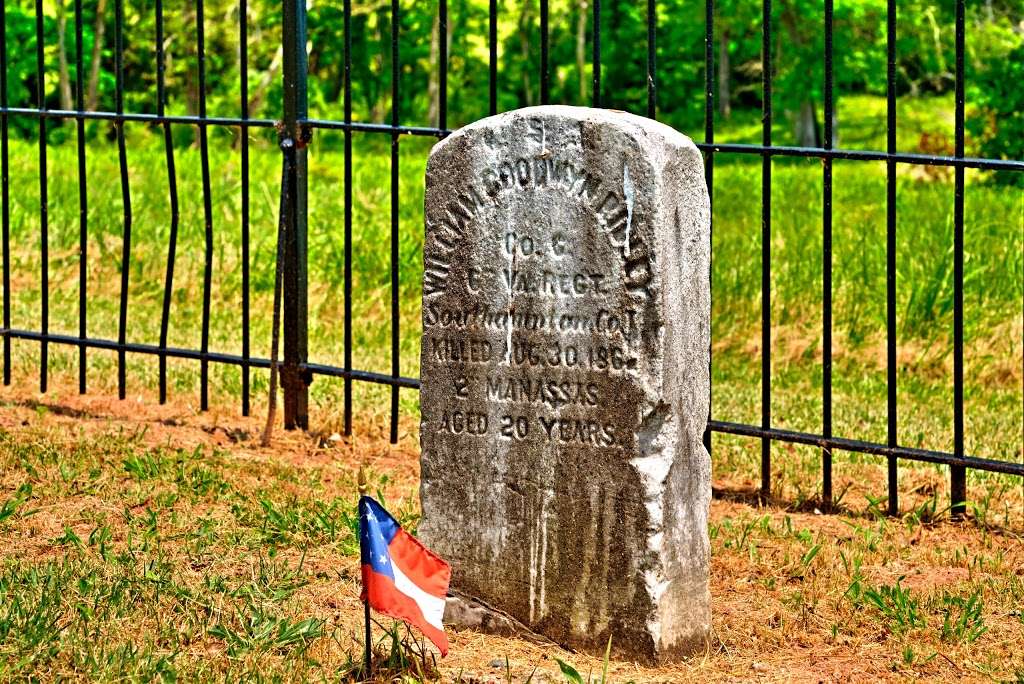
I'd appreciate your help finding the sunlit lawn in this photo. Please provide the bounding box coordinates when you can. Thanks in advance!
[0,402,1020,681]
[0,94,1021,682]
[0,94,1021,504]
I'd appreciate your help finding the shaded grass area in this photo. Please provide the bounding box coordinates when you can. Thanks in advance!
[0,401,1021,681]
[718,93,962,152]
[0,95,1021,503]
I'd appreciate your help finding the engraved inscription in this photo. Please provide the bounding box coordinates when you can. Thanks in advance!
[419,107,711,661]
[423,134,655,300]
[421,140,647,456]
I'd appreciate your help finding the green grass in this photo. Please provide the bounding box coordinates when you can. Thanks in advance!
[0,418,1020,681]
[0,422,429,680]
[718,93,962,152]
[0,94,1021,498]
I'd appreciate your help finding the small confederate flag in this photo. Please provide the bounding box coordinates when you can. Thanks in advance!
[359,496,451,655]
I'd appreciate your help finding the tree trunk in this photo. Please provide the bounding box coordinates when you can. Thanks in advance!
[86,0,108,111]
[795,99,821,147]
[370,9,387,122]
[427,11,440,125]
[777,4,823,147]
[718,28,730,119]
[426,7,454,127]
[57,1,73,111]
[576,0,588,103]
[518,2,533,107]
[246,44,283,117]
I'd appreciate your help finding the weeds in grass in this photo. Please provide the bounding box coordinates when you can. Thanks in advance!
[354,621,441,682]
[864,494,890,520]
[861,581,927,634]
[796,543,822,577]
[176,460,230,500]
[969,481,1012,529]
[902,493,954,534]
[87,524,113,561]
[939,589,988,644]
[555,636,614,684]
[0,418,1022,680]
[0,483,32,525]
[715,515,769,555]
[208,606,324,657]
[123,451,168,481]
[53,525,84,549]
[840,550,866,601]
[258,497,304,545]
[851,519,887,553]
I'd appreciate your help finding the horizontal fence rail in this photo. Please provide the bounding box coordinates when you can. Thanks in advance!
[0,0,1021,516]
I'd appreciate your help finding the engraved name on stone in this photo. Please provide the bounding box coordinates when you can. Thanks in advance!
[419,106,711,662]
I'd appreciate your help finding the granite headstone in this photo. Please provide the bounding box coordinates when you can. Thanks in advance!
[418,106,711,661]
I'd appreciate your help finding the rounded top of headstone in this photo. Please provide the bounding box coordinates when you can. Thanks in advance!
[431,105,699,160]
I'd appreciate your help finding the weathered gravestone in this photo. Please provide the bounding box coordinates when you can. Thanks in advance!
[418,106,710,662]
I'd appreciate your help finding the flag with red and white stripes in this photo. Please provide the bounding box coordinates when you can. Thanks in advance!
[358,495,451,655]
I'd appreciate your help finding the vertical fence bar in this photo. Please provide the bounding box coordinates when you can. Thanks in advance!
[540,0,549,105]
[488,0,497,115]
[702,0,713,457]
[950,0,966,517]
[821,0,834,507]
[240,0,250,416]
[646,0,656,118]
[34,0,48,394]
[282,0,310,430]
[389,0,400,443]
[0,0,7,386]
[74,0,87,394]
[114,0,131,401]
[196,0,214,410]
[343,0,353,435]
[439,0,447,131]
[157,0,179,406]
[885,0,898,515]
[760,0,772,499]
[592,0,600,107]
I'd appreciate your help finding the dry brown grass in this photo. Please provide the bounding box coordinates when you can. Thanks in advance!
[0,382,1022,682]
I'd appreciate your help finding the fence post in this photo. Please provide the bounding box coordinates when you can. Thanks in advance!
[281,0,310,430]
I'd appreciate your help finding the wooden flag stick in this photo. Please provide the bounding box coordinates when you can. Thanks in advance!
[358,464,371,678]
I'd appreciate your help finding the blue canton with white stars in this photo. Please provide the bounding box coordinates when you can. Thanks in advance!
[359,496,399,579]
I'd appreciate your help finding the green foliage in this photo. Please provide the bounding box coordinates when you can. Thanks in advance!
[861,580,927,634]
[2,6,41,134]
[555,635,612,684]
[939,589,987,644]
[556,658,585,684]
[967,21,1024,186]
[0,483,32,525]
[3,0,1022,148]
[207,608,324,657]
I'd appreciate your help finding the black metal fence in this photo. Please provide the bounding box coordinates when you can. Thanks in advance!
[1,0,1022,517]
